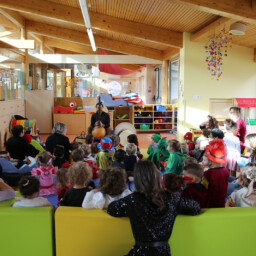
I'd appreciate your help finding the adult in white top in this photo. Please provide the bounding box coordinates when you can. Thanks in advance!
[82,189,131,209]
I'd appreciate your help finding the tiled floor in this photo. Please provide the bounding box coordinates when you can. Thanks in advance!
[40,132,176,149]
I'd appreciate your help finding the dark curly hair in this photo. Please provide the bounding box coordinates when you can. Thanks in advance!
[99,168,126,197]
[162,173,184,193]
[127,134,139,146]
[134,160,165,210]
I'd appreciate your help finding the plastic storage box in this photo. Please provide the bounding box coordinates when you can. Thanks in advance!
[155,105,166,111]
[140,124,150,130]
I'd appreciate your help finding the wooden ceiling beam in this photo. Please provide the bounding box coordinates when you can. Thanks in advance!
[25,20,164,60]
[175,0,256,25]
[163,47,180,60]
[0,48,25,62]
[0,0,182,48]
[118,64,145,71]
[191,17,230,42]
[43,37,98,55]
[0,8,25,28]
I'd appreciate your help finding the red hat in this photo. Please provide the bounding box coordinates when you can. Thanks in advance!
[206,139,227,164]
[24,134,32,144]
[184,132,193,141]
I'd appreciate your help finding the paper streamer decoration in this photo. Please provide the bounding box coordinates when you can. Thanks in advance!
[205,28,232,80]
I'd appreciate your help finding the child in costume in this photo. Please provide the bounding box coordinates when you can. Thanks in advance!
[24,129,45,153]
[147,134,161,156]
[96,137,114,169]
[13,176,51,207]
[201,139,229,208]
[56,164,72,206]
[226,166,256,207]
[31,151,58,196]
[147,138,170,172]
[165,139,184,175]
[181,163,208,208]
[82,167,131,209]
[71,148,84,162]
[52,145,68,168]
[60,161,92,207]
[223,119,241,176]
[184,131,195,151]
[162,173,184,194]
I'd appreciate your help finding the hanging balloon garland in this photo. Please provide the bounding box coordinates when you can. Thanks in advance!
[205,28,233,80]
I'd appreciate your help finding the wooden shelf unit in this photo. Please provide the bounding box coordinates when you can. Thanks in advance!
[114,106,133,128]
[132,104,178,132]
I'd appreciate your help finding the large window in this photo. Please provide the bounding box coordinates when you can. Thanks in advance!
[168,59,179,104]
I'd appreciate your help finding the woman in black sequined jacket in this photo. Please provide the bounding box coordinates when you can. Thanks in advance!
[108,160,201,256]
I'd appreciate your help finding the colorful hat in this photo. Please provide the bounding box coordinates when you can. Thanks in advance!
[97,137,114,151]
[184,132,193,141]
[151,134,161,143]
[206,138,227,164]
[106,134,120,147]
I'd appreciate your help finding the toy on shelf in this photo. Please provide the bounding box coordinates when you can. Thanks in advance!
[11,119,37,136]
[54,106,74,114]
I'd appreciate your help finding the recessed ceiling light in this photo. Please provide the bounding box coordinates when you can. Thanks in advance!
[229,22,246,35]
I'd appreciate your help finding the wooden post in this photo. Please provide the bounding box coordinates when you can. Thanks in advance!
[161,60,169,104]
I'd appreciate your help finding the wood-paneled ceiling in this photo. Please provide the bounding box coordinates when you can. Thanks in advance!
[0,0,256,63]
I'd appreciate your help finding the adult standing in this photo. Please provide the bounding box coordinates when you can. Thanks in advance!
[229,106,247,152]
[88,102,111,135]
[46,122,71,160]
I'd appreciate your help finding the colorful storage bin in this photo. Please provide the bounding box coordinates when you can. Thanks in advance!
[140,124,150,130]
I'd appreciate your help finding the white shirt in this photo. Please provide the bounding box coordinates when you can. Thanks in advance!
[223,133,240,154]
[231,187,256,207]
[82,189,131,209]
[13,197,52,207]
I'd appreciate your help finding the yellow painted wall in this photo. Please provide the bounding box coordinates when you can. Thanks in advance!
[178,33,256,140]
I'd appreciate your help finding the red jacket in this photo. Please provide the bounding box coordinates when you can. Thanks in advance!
[181,183,208,208]
[202,167,229,208]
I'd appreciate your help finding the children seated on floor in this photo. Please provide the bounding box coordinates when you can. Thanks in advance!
[6,125,39,160]
[96,137,114,169]
[226,166,256,207]
[183,132,195,151]
[80,144,98,179]
[91,143,100,160]
[112,149,125,169]
[60,162,92,207]
[195,129,210,150]
[210,128,224,140]
[82,167,131,209]
[162,173,184,194]
[85,134,94,145]
[147,134,161,155]
[147,138,170,172]
[181,163,208,208]
[56,165,71,206]
[0,178,16,202]
[24,129,45,153]
[71,148,85,162]
[166,139,185,175]
[201,139,229,208]
[124,143,138,177]
[52,145,68,168]
[223,119,241,176]
[124,134,142,158]
[13,176,51,207]
[31,151,58,196]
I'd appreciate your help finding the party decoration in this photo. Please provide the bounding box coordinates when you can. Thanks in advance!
[205,28,232,80]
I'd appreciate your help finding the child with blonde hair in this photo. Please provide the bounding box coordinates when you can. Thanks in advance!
[13,176,51,207]
[56,165,72,206]
[82,167,131,209]
[226,166,256,207]
[124,143,138,176]
[60,162,92,207]
[31,151,58,196]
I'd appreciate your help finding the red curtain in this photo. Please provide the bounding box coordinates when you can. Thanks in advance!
[99,49,145,75]
[236,98,256,108]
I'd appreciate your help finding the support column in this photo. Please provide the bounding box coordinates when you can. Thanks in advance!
[161,60,169,104]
